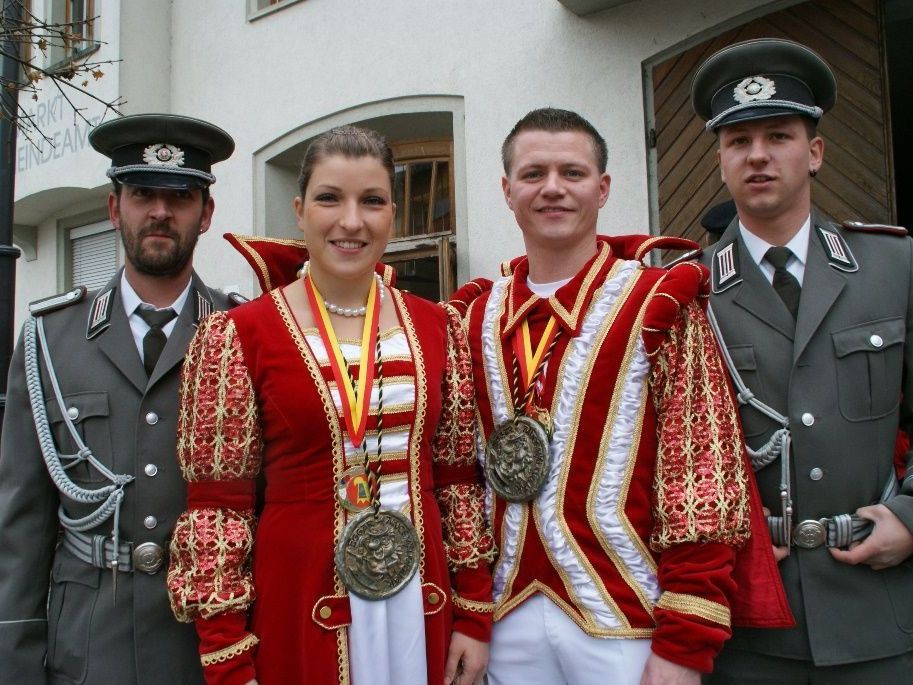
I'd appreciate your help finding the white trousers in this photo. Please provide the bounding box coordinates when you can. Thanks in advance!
[487,594,652,685]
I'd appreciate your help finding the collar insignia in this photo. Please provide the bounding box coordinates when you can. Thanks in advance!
[734,76,776,104]
[712,241,742,293]
[143,143,185,167]
[194,289,214,325]
[816,225,858,273]
[86,286,115,339]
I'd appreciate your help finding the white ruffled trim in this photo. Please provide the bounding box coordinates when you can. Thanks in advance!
[589,335,660,606]
[481,278,526,601]
[483,262,661,621]
[537,260,643,628]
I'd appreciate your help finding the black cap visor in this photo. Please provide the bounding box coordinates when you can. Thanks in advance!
[112,169,211,191]
[714,105,816,130]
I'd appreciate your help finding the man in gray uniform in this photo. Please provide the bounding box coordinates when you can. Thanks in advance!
[0,114,236,684]
[693,39,913,682]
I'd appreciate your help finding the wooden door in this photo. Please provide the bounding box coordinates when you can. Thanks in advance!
[652,0,895,245]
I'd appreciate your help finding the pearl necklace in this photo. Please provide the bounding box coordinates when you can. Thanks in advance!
[302,261,385,318]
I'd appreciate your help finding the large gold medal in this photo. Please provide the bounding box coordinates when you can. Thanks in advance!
[485,414,550,503]
[335,509,420,600]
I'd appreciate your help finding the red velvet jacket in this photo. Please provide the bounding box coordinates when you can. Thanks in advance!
[465,240,756,673]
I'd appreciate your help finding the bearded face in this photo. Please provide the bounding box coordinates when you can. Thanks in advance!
[119,216,201,276]
[110,185,213,278]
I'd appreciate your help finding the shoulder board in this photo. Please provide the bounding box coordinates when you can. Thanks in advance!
[29,286,86,316]
[842,220,908,237]
[227,291,250,307]
[664,248,703,269]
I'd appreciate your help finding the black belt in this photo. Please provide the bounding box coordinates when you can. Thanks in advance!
[62,529,165,574]
[767,514,873,549]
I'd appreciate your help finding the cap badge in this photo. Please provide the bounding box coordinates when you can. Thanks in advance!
[142,143,185,167]
[734,76,776,104]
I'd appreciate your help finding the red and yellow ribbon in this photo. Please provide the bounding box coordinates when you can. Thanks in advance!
[304,275,380,448]
[511,316,559,410]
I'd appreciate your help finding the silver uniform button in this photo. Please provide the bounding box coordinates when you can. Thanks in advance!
[66,406,79,420]
[809,467,824,481]
[870,334,884,348]
[143,516,158,529]
[145,412,159,425]
[144,463,158,477]
[801,412,815,426]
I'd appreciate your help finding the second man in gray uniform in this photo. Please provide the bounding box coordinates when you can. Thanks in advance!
[0,113,237,685]
[693,39,913,683]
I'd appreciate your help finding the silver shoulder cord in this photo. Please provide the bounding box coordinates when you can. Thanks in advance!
[706,304,899,551]
[705,304,795,548]
[23,315,134,593]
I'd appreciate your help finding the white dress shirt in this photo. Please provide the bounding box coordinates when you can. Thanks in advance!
[739,216,811,287]
[120,271,192,360]
[527,276,572,298]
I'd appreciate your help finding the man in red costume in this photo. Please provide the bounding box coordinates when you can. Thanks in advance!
[460,108,784,684]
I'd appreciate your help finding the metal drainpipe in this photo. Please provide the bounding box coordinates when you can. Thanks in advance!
[0,0,24,432]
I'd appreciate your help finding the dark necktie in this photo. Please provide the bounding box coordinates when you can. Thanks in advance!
[136,306,177,376]
[765,246,801,319]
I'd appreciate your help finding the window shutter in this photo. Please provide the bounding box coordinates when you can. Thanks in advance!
[71,224,118,289]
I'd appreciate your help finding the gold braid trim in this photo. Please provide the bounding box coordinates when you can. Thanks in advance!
[200,633,260,666]
[650,301,750,549]
[178,313,262,482]
[436,484,497,570]
[452,594,496,614]
[655,592,731,627]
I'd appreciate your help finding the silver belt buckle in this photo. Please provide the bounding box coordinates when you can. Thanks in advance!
[132,542,164,574]
[793,519,827,549]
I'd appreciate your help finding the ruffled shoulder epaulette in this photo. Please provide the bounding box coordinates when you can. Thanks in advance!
[224,233,396,293]
[446,278,494,317]
[603,234,700,263]
[641,261,710,356]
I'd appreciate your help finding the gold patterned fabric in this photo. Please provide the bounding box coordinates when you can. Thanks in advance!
[436,483,495,570]
[433,305,496,569]
[650,300,750,549]
[177,313,262,481]
[168,312,263,622]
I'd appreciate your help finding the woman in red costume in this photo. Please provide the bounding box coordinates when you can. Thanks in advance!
[167,126,495,685]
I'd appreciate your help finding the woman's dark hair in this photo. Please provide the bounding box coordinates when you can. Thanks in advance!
[297,125,395,197]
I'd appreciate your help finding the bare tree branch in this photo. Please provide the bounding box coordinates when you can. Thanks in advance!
[0,0,122,147]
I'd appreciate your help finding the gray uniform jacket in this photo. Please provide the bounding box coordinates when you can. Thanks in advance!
[0,269,230,685]
[702,211,913,666]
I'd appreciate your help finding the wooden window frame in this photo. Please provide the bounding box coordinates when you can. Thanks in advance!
[46,0,99,72]
[390,139,455,243]
[386,138,457,299]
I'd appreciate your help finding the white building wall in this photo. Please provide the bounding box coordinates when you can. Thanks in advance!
[12,0,785,328]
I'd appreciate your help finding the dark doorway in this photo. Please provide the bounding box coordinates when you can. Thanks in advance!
[885,0,913,229]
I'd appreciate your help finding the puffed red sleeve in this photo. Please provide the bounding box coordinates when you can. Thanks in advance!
[167,312,263,685]
[644,263,750,673]
[431,303,497,642]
